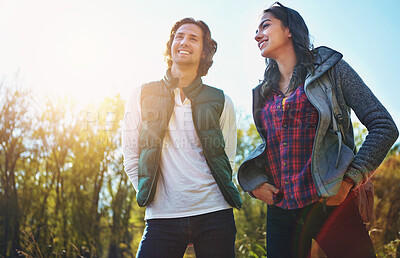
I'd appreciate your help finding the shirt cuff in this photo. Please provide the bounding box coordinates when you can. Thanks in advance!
[345,167,365,189]
[248,191,256,198]
[343,176,355,187]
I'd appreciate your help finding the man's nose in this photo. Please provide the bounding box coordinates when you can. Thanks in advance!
[180,36,189,46]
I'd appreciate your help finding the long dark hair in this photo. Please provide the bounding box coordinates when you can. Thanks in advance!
[164,17,217,77]
[261,2,315,97]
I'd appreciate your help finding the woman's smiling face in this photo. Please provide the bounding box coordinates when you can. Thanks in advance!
[255,12,292,60]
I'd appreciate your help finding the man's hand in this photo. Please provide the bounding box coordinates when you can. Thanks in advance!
[252,183,279,205]
[324,179,354,206]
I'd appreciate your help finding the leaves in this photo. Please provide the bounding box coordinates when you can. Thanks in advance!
[0,82,144,257]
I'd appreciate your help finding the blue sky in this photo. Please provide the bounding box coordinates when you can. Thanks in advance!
[0,0,399,134]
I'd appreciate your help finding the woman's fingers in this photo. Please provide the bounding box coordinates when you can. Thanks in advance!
[253,183,279,204]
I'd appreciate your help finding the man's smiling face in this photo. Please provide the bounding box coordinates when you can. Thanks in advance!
[171,23,204,68]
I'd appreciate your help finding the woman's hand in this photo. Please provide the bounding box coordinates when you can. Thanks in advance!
[324,180,354,206]
[252,183,279,205]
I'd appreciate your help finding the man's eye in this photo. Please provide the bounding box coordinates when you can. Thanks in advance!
[262,24,270,29]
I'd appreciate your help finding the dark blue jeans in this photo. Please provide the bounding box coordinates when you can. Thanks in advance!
[136,209,236,258]
[266,191,376,258]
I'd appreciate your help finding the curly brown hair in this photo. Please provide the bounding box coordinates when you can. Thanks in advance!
[164,18,217,77]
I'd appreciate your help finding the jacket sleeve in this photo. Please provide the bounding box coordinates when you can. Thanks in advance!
[237,86,270,195]
[237,143,269,193]
[122,86,142,192]
[337,60,399,188]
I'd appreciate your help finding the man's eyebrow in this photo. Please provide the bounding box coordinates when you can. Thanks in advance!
[175,32,200,38]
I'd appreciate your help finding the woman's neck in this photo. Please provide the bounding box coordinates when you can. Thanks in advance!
[275,48,297,94]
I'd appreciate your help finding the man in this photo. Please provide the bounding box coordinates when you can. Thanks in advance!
[122,17,242,258]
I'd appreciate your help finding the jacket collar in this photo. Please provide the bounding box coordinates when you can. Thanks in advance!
[260,46,343,88]
[313,46,342,67]
[163,70,203,101]
[163,69,179,90]
[304,46,343,87]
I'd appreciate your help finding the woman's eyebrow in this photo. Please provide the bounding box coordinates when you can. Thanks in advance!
[256,19,271,33]
[258,19,271,28]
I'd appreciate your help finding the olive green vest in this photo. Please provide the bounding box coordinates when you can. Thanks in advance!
[137,73,242,208]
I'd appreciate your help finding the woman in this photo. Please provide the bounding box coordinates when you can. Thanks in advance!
[238,2,398,258]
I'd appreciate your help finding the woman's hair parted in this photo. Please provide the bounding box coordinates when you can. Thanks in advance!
[164,18,217,77]
[261,3,315,97]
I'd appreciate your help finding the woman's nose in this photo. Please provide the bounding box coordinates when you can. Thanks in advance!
[255,31,262,42]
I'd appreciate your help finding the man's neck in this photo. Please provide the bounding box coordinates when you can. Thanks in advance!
[171,65,198,89]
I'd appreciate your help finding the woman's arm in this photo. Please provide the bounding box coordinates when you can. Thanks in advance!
[337,60,399,188]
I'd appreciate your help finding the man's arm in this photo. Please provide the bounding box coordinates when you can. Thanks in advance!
[122,86,142,192]
[220,94,237,170]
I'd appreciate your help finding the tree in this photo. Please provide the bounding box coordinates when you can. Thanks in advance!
[234,111,267,257]
[0,80,35,257]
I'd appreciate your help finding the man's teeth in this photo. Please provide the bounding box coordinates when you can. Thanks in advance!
[179,50,190,54]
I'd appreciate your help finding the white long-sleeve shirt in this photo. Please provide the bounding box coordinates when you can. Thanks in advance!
[122,86,237,220]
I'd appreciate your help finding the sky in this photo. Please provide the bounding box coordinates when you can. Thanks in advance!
[1,0,400,135]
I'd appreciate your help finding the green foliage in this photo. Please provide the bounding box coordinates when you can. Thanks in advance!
[235,110,262,166]
[368,154,400,256]
[0,80,35,257]
[353,121,368,150]
[234,112,267,257]
[234,194,267,257]
[376,239,400,258]
[387,142,400,157]
[0,82,145,257]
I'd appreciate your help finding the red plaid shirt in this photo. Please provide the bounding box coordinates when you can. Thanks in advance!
[260,84,320,209]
